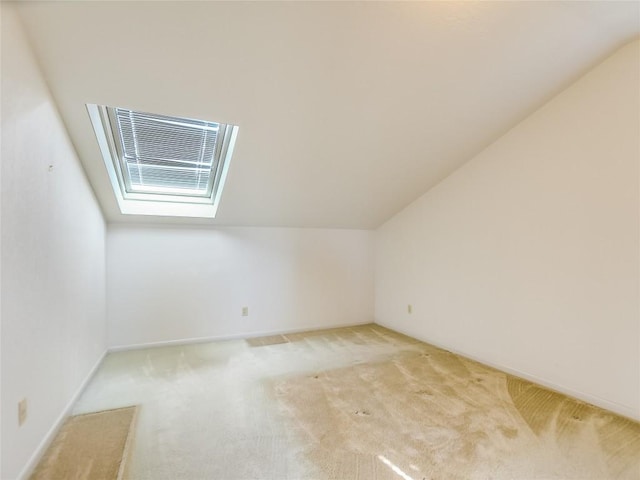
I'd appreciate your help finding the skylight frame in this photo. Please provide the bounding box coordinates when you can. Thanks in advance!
[87,104,238,218]
[107,108,224,199]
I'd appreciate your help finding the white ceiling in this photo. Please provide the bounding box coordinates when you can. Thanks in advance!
[14,1,640,228]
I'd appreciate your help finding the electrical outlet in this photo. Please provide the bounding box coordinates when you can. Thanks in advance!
[242,306,249,316]
[18,398,27,426]
[408,304,413,314]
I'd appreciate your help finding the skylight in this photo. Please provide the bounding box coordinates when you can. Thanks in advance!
[87,104,238,218]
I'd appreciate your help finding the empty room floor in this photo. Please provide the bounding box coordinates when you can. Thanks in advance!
[72,325,640,479]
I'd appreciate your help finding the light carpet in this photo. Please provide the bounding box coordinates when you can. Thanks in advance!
[72,325,639,479]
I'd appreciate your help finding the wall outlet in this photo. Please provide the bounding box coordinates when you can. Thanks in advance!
[18,398,27,426]
[407,304,413,314]
[242,306,249,316]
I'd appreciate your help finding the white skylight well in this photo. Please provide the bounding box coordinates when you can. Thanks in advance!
[87,104,238,218]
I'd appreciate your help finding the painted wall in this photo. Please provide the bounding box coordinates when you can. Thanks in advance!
[107,226,374,348]
[375,39,640,420]
[1,6,107,479]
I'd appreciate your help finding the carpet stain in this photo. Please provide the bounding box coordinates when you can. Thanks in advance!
[272,328,640,480]
[506,374,640,477]
[246,335,289,347]
[31,406,138,480]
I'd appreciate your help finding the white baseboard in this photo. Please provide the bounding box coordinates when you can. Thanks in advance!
[16,350,108,480]
[108,320,373,353]
[375,321,639,422]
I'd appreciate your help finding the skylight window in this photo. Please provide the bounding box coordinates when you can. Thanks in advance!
[87,104,238,218]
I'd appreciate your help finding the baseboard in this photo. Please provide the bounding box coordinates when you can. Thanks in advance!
[374,321,639,422]
[16,350,108,480]
[108,320,373,353]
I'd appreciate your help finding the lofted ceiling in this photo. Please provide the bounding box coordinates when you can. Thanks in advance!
[13,1,640,228]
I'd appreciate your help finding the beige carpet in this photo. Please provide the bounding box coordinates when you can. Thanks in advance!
[31,406,138,480]
[71,325,639,479]
[275,335,639,479]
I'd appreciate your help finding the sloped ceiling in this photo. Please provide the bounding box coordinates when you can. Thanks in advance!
[13,1,640,228]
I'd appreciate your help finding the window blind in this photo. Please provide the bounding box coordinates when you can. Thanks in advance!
[114,108,221,196]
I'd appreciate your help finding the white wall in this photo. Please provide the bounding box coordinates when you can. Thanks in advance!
[375,39,640,420]
[107,226,374,348]
[1,6,107,479]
